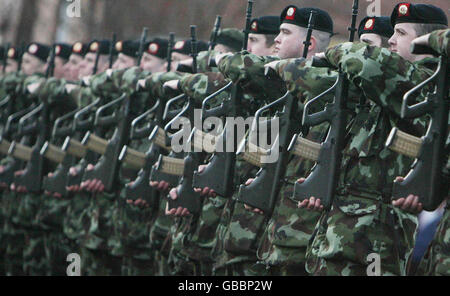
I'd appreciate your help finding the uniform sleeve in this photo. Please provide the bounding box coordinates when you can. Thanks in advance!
[217,51,286,102]
[428,29,450,56]
[275,58,338,104]
[325,42,434,118]
[178,72,229,106]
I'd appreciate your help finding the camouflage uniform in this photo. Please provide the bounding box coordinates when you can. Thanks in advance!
[77,70,125,276]
[416,29,450,276]
[35,78,79,275]
[201,52,282,275]
[163,70,230,276]
[0,71,29,275]
[256,59,341,275]
[5,74,49,275]
[142,71,187,275]
[303,42,435,276]
[107,66,159,276]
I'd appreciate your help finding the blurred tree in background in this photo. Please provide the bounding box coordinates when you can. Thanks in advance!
[0,0,448,46]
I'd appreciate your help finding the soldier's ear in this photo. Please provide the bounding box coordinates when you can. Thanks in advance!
[309,35,318,54]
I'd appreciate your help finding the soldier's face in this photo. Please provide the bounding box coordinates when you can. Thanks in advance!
[4,59,18,73]
[62,54,84,81]
[52,57,68,79]
[78,53,108,78]
[112,53,136,70]
[170,52,190,71]
[274,24,305,59]
[213,44,233,54]
[140,52,166,73]
[389,23,418,62]
[360,33,383,47]
[21,53,46,75]
[248,34,275,56]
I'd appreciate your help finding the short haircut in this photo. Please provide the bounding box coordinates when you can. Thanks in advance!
[380,36,390,48]
[311,29,332,52]
[413,23,448,37]
[264,34,277,47]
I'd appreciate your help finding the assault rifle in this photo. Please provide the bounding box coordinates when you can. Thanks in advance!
[7,45,60,192]
[291,0,360,210]
[385,42,449,211]
[80,28,149,192]
[192,0,253,197]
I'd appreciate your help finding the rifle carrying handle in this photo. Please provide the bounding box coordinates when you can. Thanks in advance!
[311,56,333,68]
[411,43,439,56]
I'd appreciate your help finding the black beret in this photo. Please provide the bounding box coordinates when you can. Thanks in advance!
[88,40,115,55]
[145,38,169,60]
[172,39,209,55]
[115,40,140,58]
[7,47,20,61]
[280,6,334,34]
[358,16,394,38]
[391,3,448,27]
[72,42,88,56]
[54,43,73,60]
[250,16,280,35]
[214,28,244,52]
[26,42,51,62]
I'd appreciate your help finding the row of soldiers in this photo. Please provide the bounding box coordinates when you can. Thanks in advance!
[0,1,448,276]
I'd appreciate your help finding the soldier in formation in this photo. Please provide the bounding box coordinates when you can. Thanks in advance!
[0,1,448,276]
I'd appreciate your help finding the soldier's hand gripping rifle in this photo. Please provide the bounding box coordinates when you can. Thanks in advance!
[81,28,149,192]
[192,0,253,197]
[39,105,84,196]
[385,43,449,211]
[290,0,359,211]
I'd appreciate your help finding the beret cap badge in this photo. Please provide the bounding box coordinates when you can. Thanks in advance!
[115,41,123,52]
[55,45,61,55]
[286,7,296,20]
[148,43,159,54]
[251,21,258,32]
[398,4,410,16]
[174,41,185,50]
[73,42,83,53]
[7,48,15,58]
[28,44,39,54]
[364,18,375,30]
[90,42,99,52]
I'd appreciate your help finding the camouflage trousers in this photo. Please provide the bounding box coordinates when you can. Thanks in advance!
[121,257,155,276]
[23,229,49,276]
[418,204,450,276]
[3,225,25,275]
[213,261,271,276]
[2,190,24,275]
[80,248,122,276]
[149,199,174,276]
[305,195,418,276]
[43,231,73,276]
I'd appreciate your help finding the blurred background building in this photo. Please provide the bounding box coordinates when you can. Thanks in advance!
[0,0,448,46]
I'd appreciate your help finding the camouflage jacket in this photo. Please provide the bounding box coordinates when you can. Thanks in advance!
[217,51,286,105]
[429,29,450,56]
[323,43,434,201]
